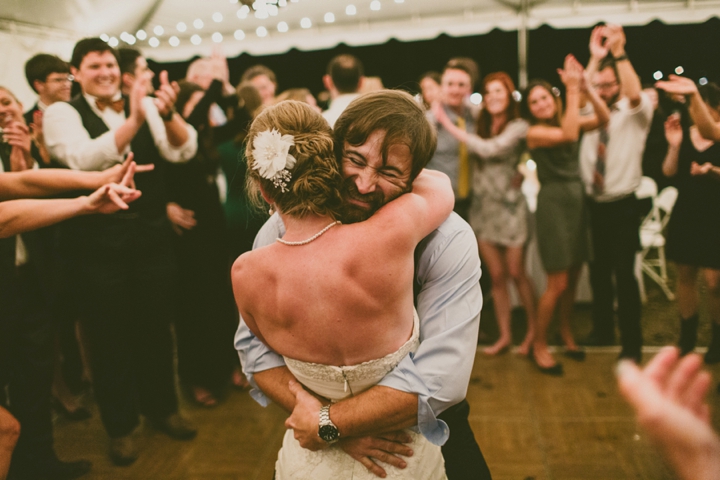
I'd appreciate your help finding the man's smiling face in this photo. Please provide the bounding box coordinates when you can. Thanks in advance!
[73,51,121,100]
[340,129,412,223]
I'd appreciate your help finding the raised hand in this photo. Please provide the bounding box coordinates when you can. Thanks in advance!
[154,70,180,119]
[557,54,583,89]
[690,161,713,176]
[617,347,720,480]
[129,70,150,124]
[339,432,413,478]
[166,202,197,235]
[663,113,683,148]
[284,380,328,451]
[655,75,699,96]
[4,121,33,171]
[431,100,451,129]
[604,24,627,57]
[589,25,609,59]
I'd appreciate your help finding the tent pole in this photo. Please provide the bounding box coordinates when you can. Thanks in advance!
[518,0,529,89]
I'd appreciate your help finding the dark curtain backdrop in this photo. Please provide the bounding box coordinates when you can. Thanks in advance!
[148,18,719,96]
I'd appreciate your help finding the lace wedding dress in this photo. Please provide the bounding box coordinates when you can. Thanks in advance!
[275,312,447,479]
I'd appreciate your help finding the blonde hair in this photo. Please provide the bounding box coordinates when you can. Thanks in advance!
[245,100,343,219]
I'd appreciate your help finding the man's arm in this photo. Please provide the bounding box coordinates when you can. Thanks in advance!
[44,102,125,171]
[286,214,482,445]
[605,25,642,108]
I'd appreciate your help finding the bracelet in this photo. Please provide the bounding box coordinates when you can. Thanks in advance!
[160,106,176,122]
[614,54,629,62]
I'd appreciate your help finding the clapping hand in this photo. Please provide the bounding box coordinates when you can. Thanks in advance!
[129,70,151,124]
[589,26,609,59]
[3,121,33,171]
[154,71,180,119]
[557,54,584,90]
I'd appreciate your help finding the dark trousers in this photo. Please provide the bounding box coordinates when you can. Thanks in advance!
[173,211,236,393]
[439,399,492,480]
[587,195,643,355]
[1,264,55,474]
[68,234,179,438]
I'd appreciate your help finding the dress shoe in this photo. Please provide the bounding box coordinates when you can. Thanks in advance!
[618,349,642,365]
[109,435,138,466]
[704,323,720,364]
[52,397,92,422]
[148,413,197,440]
[563,348,586,361]
[678,314,699,356]
[11,457,92,480]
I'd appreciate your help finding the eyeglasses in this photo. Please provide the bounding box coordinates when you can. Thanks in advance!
[45,75,74,84]
[593,81,618,90]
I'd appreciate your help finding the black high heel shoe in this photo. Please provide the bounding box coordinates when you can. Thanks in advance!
[52,397,91,421]
[529,347,564,376]
[563,348,586,362]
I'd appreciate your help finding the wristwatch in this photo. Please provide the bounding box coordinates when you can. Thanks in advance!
[318,405,340,444]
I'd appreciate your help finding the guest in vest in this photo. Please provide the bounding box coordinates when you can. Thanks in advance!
[24,52,92,425]
[43,37,199,467]
[23,54,72,168]
[579,25,653,363]
[425,58,480,221]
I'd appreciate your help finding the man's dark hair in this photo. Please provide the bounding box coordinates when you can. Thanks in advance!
[70,37,119,69]
[326,54,364,94]
[598,56,619,83]
[333,90,436,182]
[241,65,277,85]
[118,47,143,76]
[443,57,480,89]
[24,54,70,93]
[419,71,441,85]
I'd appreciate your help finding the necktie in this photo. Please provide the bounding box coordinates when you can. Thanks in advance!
[456,116,470,199]
[96,98,125,113]
[593,125,608,194]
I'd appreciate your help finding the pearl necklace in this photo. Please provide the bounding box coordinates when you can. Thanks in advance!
[276,221,341,246]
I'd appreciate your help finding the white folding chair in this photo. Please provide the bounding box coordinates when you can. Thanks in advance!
[636,186,678,302]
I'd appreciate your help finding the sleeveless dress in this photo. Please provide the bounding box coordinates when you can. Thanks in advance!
[275,312,447,480]
[665,129,720,269]
[531,141,592,271]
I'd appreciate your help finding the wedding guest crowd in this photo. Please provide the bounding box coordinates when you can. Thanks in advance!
[1,20,719,480]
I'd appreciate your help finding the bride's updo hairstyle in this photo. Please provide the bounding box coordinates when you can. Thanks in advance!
[245,100,344,219]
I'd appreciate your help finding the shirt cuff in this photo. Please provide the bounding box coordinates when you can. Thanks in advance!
[376,354,450,446]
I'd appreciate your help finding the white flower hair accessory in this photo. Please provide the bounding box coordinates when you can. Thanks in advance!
[251,128,297,193]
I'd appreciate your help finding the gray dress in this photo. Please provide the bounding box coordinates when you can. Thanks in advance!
[531,141,591,272]
[467,119,529,247]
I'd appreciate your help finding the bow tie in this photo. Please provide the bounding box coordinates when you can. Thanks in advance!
[95,98,125,113]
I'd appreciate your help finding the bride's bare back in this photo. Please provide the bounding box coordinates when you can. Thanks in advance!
[233,169,453,367]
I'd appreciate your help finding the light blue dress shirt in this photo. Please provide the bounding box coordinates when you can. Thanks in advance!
[234,211,482,446]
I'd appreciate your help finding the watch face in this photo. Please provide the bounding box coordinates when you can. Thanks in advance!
[319,425,339,443]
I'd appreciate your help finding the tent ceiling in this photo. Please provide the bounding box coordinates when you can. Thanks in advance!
[1,0,719,61]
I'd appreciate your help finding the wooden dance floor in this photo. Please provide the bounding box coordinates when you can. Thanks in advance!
[54,348,720,479]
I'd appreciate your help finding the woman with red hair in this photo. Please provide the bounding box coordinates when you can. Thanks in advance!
[433,72,537,355]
